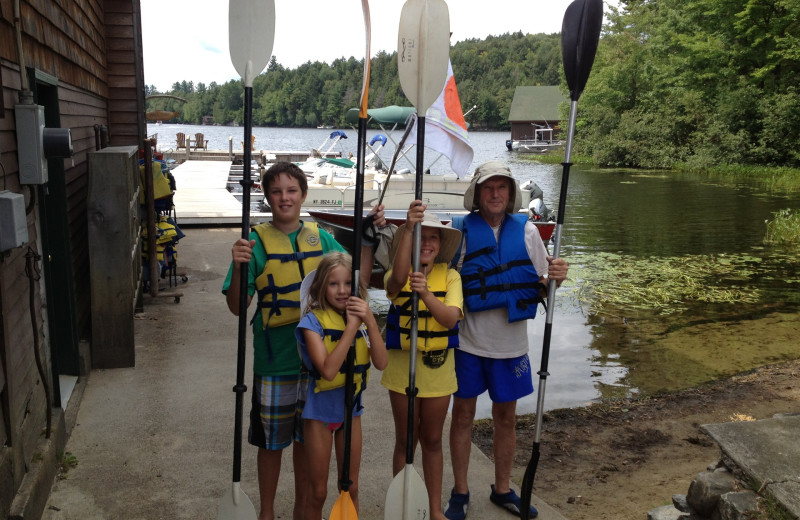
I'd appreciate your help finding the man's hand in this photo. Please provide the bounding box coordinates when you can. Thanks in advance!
[547,256,569,284]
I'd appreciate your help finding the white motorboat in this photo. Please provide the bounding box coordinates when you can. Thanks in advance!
[506,127,564,153]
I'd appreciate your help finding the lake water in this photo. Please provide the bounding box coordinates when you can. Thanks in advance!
[149,123,800,418]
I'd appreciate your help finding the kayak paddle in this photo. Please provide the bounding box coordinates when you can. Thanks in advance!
[519,0,602,518]
[385,1,450,519]
[331,1,370,519]
[219,1,274,519]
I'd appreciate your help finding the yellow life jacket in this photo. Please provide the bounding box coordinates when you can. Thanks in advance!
[253,221,323,329]
[141,215,180,261]
[139,161,173,204]
[385,263,459,352]
[311,308,371,394]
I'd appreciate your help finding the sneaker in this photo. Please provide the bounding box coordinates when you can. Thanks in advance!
[444,488,470,520]
[489,485,538,518]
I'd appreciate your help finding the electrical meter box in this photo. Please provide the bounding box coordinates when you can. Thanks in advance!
[0,191,29,252]
[14,104,48,184]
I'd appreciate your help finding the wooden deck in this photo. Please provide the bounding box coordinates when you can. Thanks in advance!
[171,160,247,225]
[170,160,307,225]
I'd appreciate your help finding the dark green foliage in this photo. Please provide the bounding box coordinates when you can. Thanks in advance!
[577,0,800,168]
[144,32,562,131]
[146,2,800,169]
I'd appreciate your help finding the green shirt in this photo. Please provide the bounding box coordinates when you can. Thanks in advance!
[222,223,344,375]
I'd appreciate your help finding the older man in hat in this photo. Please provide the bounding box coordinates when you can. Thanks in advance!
[445,161,568,520]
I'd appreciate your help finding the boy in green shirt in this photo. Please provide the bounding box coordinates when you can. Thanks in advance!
[223,161,382,520]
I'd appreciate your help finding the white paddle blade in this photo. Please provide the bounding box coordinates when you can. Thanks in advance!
[384,465,429,520]
[229,0,276,87]
[397,0,451,114]
[218,482,257,520]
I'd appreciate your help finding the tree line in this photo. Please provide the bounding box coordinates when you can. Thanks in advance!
[146,0,800,169]
[145,31,562,130]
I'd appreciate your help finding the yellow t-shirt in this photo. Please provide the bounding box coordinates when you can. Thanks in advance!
[380,265,463,397]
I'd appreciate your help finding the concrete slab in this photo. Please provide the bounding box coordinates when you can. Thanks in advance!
[702,414,800,518]
[43,227,566,520]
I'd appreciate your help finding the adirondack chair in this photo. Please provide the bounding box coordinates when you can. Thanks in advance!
[241,135,255,150]
[176,132,187,149]
[194,132,208,150]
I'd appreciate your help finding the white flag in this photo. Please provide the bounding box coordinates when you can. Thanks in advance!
[409,61,474,178]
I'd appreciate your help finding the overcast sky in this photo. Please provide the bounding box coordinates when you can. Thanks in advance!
[141,0,607,92]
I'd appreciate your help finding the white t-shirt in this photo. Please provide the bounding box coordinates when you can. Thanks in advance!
[456,220,550,359]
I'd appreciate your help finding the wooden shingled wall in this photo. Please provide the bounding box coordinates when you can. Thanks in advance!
[0,2,146,516]
[105,0,146,147]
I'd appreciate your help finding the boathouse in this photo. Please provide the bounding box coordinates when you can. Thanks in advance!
[0,1,147,517]
[507,85,566,141]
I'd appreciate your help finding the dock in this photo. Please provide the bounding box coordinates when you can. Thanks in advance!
[159,143,340,165]
[169,159,311,225]
[170,160,242,225]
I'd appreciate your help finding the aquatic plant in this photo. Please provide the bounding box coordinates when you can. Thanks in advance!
[565,252,762,316]
[764,208,800,247]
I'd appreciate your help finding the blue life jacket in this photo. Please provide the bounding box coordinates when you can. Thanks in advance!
[458,212,543,322]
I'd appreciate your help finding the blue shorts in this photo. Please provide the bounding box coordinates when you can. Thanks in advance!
[453,350,534,403]
[248,373,308,450]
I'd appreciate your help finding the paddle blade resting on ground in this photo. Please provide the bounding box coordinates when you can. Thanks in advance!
[217,483,257,520]
[229,0,275,87]
[397,0,451,114]
[384,464,429,520]
[331,490,359,520]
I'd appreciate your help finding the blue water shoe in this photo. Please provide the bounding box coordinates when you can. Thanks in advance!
[444,488,470,520]
[489,485,538,518]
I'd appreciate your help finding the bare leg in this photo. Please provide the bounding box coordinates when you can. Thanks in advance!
[418,395,451,520]
[388,390,419,475]
[256,447,282,520]
[303,420,333,520]
[334,415,363,512]
[449,396,477,495]
[292,440,309,520]
[491,400,517,494]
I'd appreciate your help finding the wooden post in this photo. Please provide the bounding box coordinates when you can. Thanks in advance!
[87,146,141,368]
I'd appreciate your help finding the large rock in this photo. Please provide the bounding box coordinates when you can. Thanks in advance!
[718,491,759,520]
[686,470,736,516]
[672,494,690,513]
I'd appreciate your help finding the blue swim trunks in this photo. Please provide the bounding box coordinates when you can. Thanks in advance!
[453,349,534,403]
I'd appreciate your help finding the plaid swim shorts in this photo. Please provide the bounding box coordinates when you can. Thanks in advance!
[248,373,308,450]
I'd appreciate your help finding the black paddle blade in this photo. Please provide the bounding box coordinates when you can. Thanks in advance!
[561,0,603,101]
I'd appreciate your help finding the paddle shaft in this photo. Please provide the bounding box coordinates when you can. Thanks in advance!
[340,114,368,493]
[404,117,427,464]
[340,2,371,499]
[520,2,602,517]
[535,98,576,437]
[234,86,255,484]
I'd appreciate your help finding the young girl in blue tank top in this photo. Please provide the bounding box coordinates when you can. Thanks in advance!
[295,252,387,520]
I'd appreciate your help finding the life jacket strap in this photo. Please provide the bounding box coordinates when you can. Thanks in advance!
[464,245,495,263]
[461,259,533,283]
